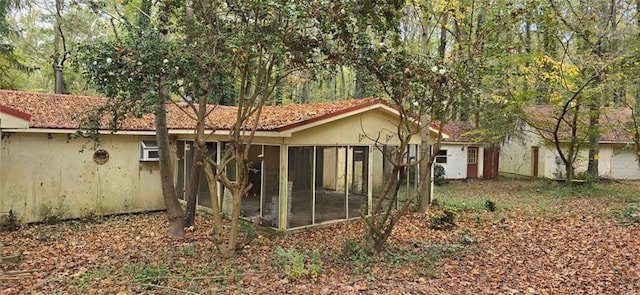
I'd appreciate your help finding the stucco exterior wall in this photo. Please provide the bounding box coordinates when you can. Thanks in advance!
[437,144,485,179]
[499,128,542,177]
[438,144,465,179]
[539,146,594,179]
[609,145,640,179]
[284,110,422,146]
[0,132,165,223]
[500,125,638,179]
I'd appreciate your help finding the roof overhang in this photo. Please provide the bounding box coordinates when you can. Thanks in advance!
[276,102,447,138]
[1,101,447,140]
[1,128,288,138]
[0,105,31,129]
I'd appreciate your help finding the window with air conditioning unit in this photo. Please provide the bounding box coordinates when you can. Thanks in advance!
[140,140,160,161]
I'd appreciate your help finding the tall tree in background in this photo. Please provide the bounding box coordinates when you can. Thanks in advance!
[3,0,114,93]
[52,0,68,94]
[0,0,33,89]
[533,0,633,180]
[77,0,185,238]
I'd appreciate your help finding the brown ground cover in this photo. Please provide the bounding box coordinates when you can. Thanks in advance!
[1,178,639,294]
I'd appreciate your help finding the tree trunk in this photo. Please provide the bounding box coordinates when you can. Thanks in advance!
[354,68,365,98]
[438,13,447,60]
[155,92,184,239]
[418,113,431,212]
[302,79,310,103]
[184,143,202,227]
[587,103,600,179]
[330,75,336,100]
[53,0,67,94]
[340,66,347,99]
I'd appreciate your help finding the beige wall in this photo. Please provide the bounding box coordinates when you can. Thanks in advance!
[284,110,422,146]
[0,132,164,223]
[499,126,542,177]
[499,124,629,179]
[0,108,433,224]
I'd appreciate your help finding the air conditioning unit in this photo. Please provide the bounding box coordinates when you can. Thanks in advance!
[140,140,160,161]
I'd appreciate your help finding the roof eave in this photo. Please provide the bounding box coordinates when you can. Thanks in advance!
[3,127,289,138]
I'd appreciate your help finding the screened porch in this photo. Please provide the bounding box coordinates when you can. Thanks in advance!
[175,141,419,231]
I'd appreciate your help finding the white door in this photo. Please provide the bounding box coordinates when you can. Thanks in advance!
[611,150,640,179]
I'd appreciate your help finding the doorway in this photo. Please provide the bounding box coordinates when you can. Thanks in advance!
[466,147,478,178]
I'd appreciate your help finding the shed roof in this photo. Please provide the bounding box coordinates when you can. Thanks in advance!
[521,105,634,143]
[442,121,478,143]
[0,90,442,136]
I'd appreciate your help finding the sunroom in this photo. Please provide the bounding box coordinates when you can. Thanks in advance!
[173,99,444,231]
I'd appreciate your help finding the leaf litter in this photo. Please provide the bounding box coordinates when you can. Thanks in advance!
[1,179,639,294]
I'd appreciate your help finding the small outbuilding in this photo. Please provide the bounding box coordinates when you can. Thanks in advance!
[500,105,639,180]
[438,121,499,180]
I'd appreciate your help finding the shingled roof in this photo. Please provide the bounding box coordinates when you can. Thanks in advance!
[522,105,635,143]
[441,121,478,143]
[0,90,394,133]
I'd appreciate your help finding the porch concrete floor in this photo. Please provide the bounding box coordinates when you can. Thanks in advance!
[241,189,370,228]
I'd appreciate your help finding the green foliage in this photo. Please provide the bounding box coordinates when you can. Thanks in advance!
[612,203,640,225]
[340,238,464,278]
[428,209,457,231]
[484,199,496,212]
[74,25,172,136]
[180,243,196,257]
[341,239,378,274]
[126,262,171,286]
[274,247,322,280]
[0,209,20,232]
[38,202,68,225]
[0,0,35,89]
[71,268,110,289]
[433,164,446,186]
[573,171,596,184]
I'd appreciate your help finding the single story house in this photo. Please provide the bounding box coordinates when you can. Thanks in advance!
[0,90,447,230]
[437,121,499,180]
[500,105,640,180]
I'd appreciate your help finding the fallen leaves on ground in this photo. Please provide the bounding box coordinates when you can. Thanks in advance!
[1,179,639,294]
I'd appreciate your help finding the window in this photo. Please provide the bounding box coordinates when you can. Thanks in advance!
[467,147,477,164]
[435,149,447,163]
[140,140,160,161]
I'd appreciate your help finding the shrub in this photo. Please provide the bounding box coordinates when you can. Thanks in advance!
[126,263,171,286]
[484,199,496,212]
[613,203,640,225]
[341,239,378,274]
[428,209,457,230]
[38,202,68,224]
[0,209,20,232]
[274,247,322,280]
[433,164,446,186]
